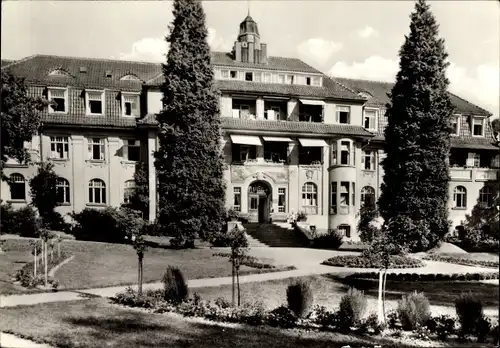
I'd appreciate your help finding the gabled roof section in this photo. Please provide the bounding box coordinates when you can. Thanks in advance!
[332,76,492,116]
[2,54,162,91]
[211,51,322,74]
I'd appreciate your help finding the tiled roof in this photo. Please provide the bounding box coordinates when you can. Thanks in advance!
[43,114,138,129]
[139,114,374,137]
[2,55,162,91]
[211,51,321,74]
[333,77,492,116]
[371,133,498,150]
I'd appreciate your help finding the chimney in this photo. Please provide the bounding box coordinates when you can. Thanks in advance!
[79,66,87,73]
[260,43,267,64]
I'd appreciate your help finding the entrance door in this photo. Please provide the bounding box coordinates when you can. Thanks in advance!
[258,196,268,223]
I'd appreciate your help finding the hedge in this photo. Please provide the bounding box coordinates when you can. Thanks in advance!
[322,255,424,269]
[422,254,499,269]
[345,271,499,282]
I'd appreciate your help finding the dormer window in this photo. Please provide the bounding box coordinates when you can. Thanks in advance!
[86,90,105,116]
[121,92,140,118]
[278,74,285,84]
[285,75,294,84]
[254,72,262,82]
[312,76,321,86]
[336,105,351,124]
[245,72,253,81]
[120,74,141,81]
[230,70,238,79]
[221,69,229,79]
[472,117,485,137]
[451,114,461,136]
[363,109,378,131]
[264,73,271,83]
[48,87,68,114]
[48,69,71,77]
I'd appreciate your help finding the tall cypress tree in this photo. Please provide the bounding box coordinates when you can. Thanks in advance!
[155,0,226,247]
[378,0,454,252]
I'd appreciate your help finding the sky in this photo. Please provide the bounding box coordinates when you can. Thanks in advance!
[2,1,499,117]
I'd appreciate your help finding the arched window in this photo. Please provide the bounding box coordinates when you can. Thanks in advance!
[361,186,376,208]
[479,186,492,207]
[124,180,136,204]
[9,173,26,200]
[301,182,318,215]
[56,178,70,204]
[453,186,467,208]
[89,179,106,204]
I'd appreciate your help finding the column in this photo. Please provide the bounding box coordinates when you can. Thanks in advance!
[148,130,157,222]
[256,97,265,119]
[322,145,330,217]
[288,140,300,213]
[107,137,121,207]
[71,135,85,212]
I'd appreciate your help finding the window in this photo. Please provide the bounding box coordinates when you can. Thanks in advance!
[122,93,140,117]
[233,187,241,212]
[9,173,26,200]
[312,76,321,86]
[352,182,355,206]
[492,154,500,168]
[230,70,238,79]
[50,136,69,159]
[451,115,460,136]
[89,179,106,204]
[340,182,350,206]
[264,73,271,83]
[473,117,485,136]
[86,90,104,115]
[361,186,376,208]
[254,72,262,82]
[48,88,67,113]
[285,75,294,84]
[473,153,480,168]
[331,142,337,165]
[264,142,288,163]
[338,225,351,238]
[249,196,258,210]
[336,106,350,124]
[87,138,105,161]
[340,141,351,165]
[364,109,377,130]
[124,180,135,204]
[299,147,322,165]
[453,186,467,208]
[362,150,375,170]
[479,187,492,207]
[278,188,286,213]
[306,77,311,85]
[232,144,257,162]
[331,182,337,214]
[124,140,140,161]
[56,178,70,204]
[278,74,285,84]
[265,106,281,120]
[245,72,253,81]
[301,183,318,214]
[221,69,229,79]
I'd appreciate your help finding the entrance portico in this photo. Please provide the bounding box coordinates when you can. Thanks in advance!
[248,180,272,223]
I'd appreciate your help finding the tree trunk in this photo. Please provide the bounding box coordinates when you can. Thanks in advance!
[50,243,53,261]
[377,269,383,323]
[44,241,48,287]
[34,246,37,278]
[58,241,61,259]
[382,268,388,322]
[138,254,143,296]
[236,266,241,307]
[231,261,236,307]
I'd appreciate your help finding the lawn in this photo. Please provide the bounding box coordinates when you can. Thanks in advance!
[0,298,447,348]
[436,252,499,263]
[0,238,290,295]
[194,274,499,318]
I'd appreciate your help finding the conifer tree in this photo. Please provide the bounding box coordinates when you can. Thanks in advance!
[378,0,454,251]
[154,0,226,247]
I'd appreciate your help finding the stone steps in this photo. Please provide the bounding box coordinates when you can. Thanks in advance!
[243,223,310,248]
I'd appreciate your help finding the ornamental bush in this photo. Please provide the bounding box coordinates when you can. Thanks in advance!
[311,229,343,249]
[267,306,297,329]
[455,292,484,338]
[425,315,457,341]
[162,266,188,304]
[339,288,367,330]
[397,291,431,330]
[286,279,314,318]
[1,203,39,237]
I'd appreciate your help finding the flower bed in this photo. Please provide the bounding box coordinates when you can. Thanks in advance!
[422,254,499,269]
[14,251,69,289]
[345,271,499,282]
[321,255,424,269]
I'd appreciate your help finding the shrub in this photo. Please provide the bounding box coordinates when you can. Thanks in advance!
[455,292,484,337]
[214,296,232,309]
[15,251,69,288]
[359,313,385,335]
[0,203,39,237]
[309,305,339,329]
[476,316,491,343]
[339,288,367,330]
[267,306,297,328]
[162,266,188,304]
[236,301,267,326]
[422,254,499,268]
[397,291,431,331]
[113,287,163,308]
[426,315,457,341]
[296,211,307,222]
[312,229,343,249]
[286,279,314,318]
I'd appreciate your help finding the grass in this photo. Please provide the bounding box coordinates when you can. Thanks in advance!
[436,252,499,263]
[0,238,291,295]
[0,298,442,348]
[194,274,499,318]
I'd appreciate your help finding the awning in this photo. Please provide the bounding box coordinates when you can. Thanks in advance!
[298,138,328,147]
[262,136,293,142]
[299,99,326,106]
[229,134,262,146]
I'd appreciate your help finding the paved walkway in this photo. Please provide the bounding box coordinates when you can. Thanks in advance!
[0,332,54,348]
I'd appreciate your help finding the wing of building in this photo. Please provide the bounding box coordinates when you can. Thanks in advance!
[2,15,498,240]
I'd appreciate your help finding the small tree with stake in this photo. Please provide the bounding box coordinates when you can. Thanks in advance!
[121,207,146,295]
[226,226,249,307]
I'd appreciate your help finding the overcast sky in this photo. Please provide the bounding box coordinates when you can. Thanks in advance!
[2,1,499,117]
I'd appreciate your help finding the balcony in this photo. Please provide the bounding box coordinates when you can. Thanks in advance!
[449,167,498,182]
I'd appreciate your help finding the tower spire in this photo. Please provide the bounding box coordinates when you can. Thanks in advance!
[247,0,250,16]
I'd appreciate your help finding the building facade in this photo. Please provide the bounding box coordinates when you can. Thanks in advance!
[2,16,498,240]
